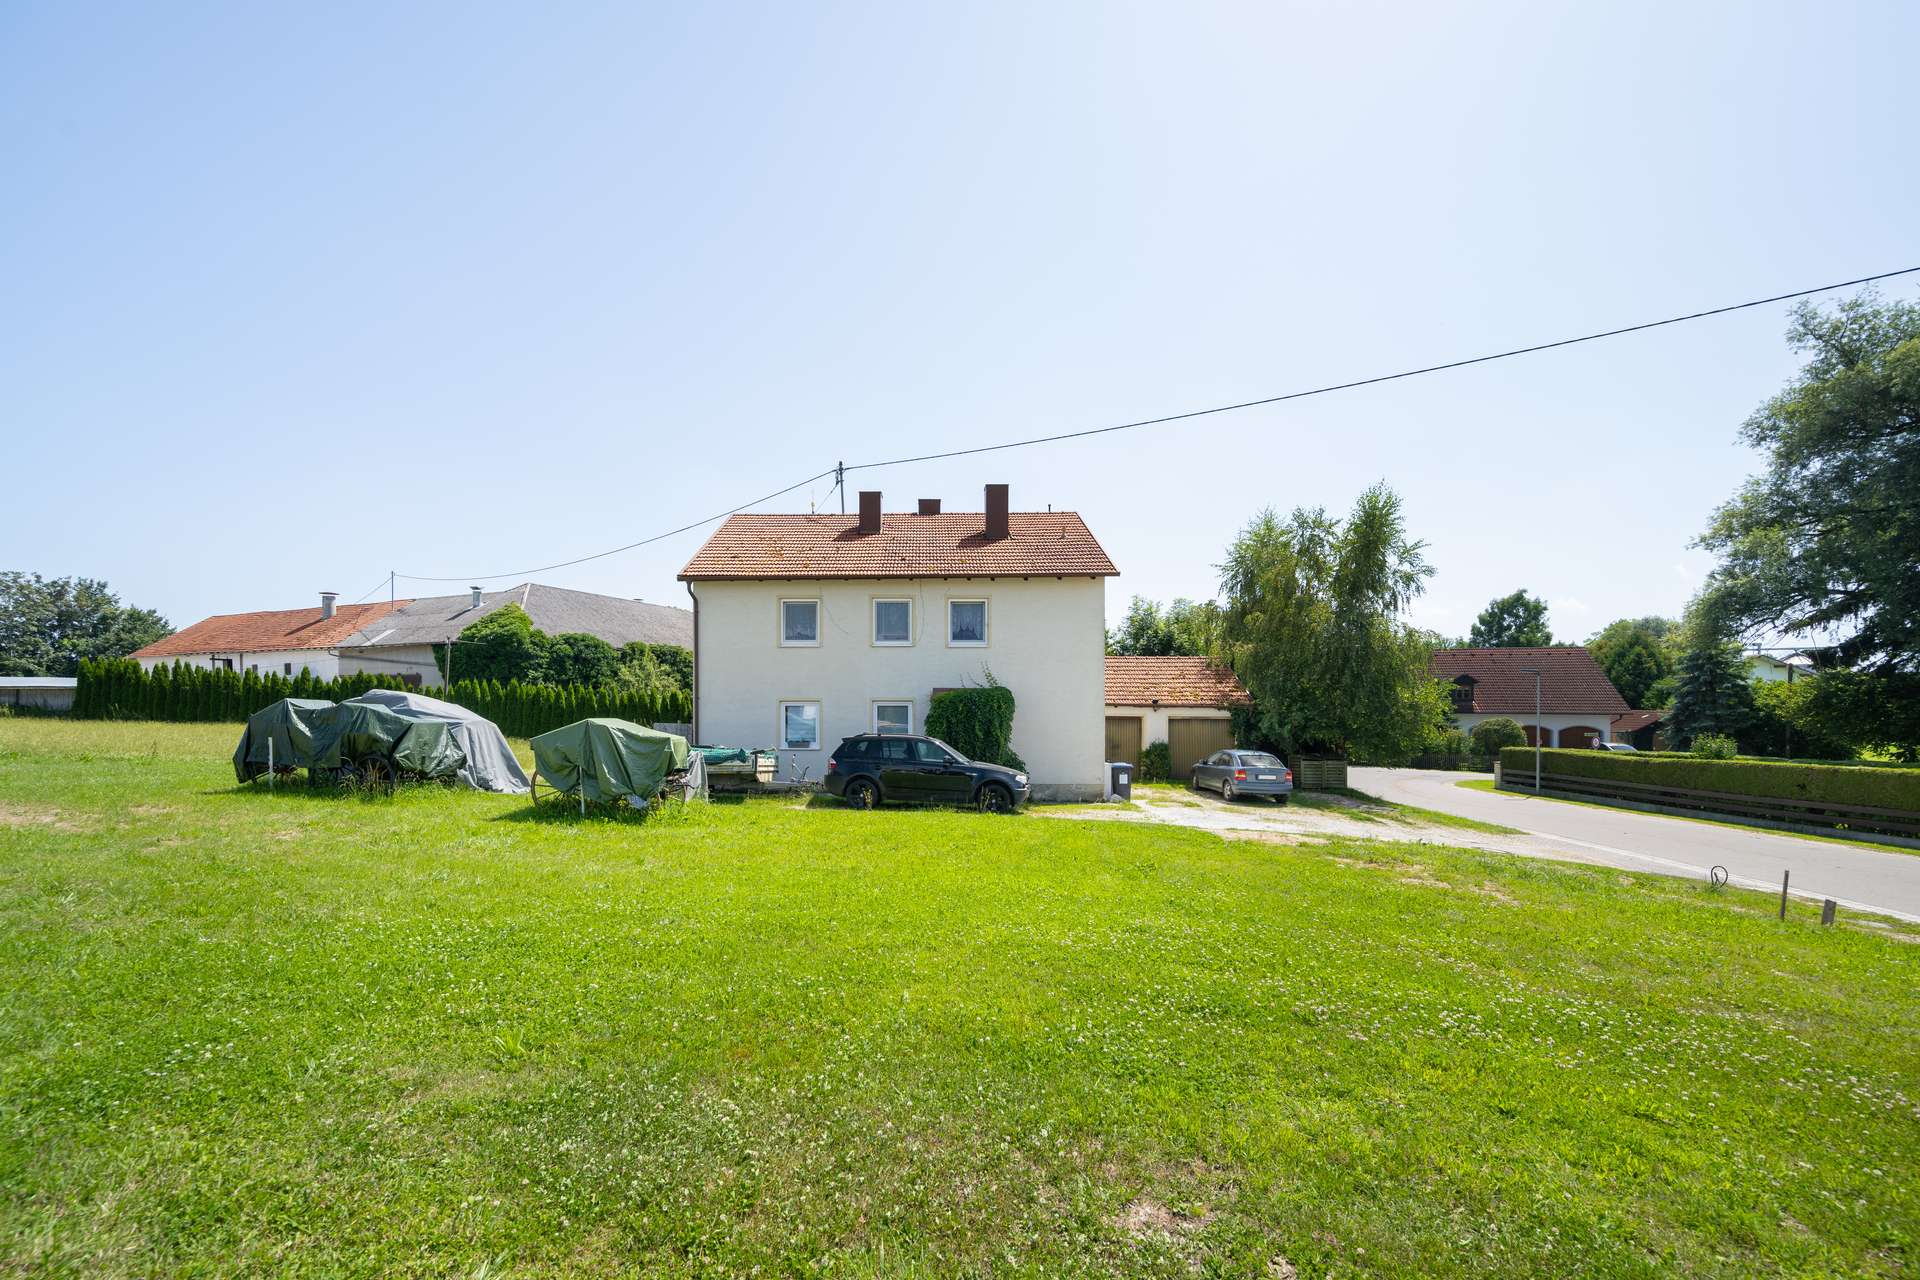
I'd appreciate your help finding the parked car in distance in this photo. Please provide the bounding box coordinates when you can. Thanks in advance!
[1596,741,1639,753]
[825,733,1030,812]
[1192,749,1293,803]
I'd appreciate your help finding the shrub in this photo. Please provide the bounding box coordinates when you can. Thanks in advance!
[1139,740,1171,783]
[1470,717,1528,760]
[1496,746,1920,814]
[1692,733,1738,760]
[925,679,1024,770]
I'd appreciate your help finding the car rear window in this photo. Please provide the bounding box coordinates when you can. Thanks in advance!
[1239,753,1283,767]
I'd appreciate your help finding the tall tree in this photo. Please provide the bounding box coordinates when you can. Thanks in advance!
[1664,619,1756,748]
[1218,484,1447,760]
[0,572,171,676]
[1699,293,1919,670]
[1467,590,1553,647]
[1106,596,1220,657]
[1587,619,1675,708]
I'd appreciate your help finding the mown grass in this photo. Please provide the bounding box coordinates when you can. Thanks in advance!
[2,720,1917,1277]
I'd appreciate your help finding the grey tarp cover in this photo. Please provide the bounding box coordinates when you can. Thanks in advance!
[530,718,691,805]
[346,689,530,794]
[233,698,336,782]
[309,702,467,780]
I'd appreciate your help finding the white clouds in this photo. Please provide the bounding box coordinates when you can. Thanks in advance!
[1553,596,1591,616]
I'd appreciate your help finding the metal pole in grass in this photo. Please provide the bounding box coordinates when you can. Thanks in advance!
[268,735,274,791]
[1520,668,1542,792]
[1779,869,1790,920]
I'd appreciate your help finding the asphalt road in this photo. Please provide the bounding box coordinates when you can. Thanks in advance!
[1351,766,1920,924]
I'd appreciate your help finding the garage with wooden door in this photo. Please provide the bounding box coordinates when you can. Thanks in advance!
[1105,716,1143,766]
[1167,716,1235,779]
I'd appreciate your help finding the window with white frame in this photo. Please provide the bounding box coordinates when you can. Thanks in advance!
[872,598,912,645]
[779,701,821,750]
[780,599,820,646]
[948,598,987,646]
[873,701,912,735]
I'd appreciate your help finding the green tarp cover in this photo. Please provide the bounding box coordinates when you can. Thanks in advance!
[694,746,753,765]
[309,702,467,780]
[531,718,691,804]
[233,698,336,782]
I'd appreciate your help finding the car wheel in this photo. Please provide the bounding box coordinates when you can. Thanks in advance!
[1222,780,1236,802]
[977,783,1013,814]
[845,778,879,810]
[1271,794,1288,805]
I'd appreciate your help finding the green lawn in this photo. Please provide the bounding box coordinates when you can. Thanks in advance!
[3,720,1918,1277]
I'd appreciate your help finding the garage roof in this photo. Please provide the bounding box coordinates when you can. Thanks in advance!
[1104,656,1248,708]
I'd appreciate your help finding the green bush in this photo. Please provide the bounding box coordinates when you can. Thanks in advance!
[1692,734,1738,760]
[1139,740,1171,783]
[1497,746,1920,814]
[925,680,1024,770]
[1470,717,1528,760]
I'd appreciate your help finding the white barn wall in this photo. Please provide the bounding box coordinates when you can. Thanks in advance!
[692,576,1107,799]
[136,649,341,680]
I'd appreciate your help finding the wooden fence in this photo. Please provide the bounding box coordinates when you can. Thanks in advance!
[1294,757,1348,791]
[1498,766,1920,840]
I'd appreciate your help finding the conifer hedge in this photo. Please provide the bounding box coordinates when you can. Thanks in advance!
[1497,746,1920,814]
[72,659,691,739]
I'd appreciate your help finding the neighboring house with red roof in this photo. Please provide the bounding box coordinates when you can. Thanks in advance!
[1103,656,1248,777]
[1609,708,1668,751]
[131,592,409,681]
[1430,646,1630,748]
[679,484,1118,799]
[133,585,691,687]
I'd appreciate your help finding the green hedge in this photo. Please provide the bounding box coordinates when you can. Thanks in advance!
[1498,747,1920,813]
[73,659,690,740]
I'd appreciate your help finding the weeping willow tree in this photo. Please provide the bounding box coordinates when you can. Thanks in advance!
[1217,484,1448,761]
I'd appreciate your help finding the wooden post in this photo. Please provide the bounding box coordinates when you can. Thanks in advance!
[1779,869,1790,921]
[1821,899,1837,926]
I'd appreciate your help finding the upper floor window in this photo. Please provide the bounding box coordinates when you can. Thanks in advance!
[1449,675,1476,712]
[873,599,912,646]
[948,599,987,646]
[780,599,820,647]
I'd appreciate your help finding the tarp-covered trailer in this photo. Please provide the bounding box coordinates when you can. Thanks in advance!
[529,718,698,810]
[233,698,337,783]
[345,689,530,794]
[309,701,466,790]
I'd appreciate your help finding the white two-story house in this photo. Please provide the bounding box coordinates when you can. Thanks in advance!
[678,485,1116,800]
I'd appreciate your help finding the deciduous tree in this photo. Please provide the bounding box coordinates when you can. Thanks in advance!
[1467,590,1553,647]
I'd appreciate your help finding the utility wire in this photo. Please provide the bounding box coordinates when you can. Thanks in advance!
[385,265,1914,584]
[843,266,1920,475]
[394,467,838,583]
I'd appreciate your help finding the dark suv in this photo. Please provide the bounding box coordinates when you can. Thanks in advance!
[825,734,1030,812]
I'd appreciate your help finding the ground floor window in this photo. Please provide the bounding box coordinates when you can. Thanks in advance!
[779,701,821,750]
[873,701,912,734]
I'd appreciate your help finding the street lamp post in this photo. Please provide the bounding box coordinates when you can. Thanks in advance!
[1519,668,1542,792]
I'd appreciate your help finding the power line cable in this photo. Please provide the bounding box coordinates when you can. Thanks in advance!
[393,467,838,583]
[843,266,1919,475]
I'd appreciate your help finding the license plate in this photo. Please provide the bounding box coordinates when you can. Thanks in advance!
[1257,773,1277,780]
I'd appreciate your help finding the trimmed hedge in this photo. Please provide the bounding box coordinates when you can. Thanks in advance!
[1498,747,1920,813]
[73,659,690,740]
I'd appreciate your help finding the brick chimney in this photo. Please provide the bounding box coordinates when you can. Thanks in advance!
[917,498,941,515]
[984,484,1009,540]
[858,490,882,533]
[319,591,337,620]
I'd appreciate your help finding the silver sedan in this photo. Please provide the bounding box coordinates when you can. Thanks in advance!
[1191,749,1294,803]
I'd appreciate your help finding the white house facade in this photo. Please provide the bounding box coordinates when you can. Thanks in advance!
[680,487,1116,801]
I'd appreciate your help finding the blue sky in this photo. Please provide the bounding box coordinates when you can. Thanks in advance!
[3,1,1913,641]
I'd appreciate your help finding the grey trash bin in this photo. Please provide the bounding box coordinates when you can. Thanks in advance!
[1108,760,1132,801]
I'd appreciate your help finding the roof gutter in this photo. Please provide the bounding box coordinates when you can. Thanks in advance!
[684,580,699,744]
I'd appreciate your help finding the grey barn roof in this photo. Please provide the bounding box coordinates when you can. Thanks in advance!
[340,583,691,651]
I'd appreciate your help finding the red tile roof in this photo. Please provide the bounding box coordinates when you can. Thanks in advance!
[679,512,1118,580]
[1430,647,1629,716]
[1104,656,1248,708]
[131,600,412,659]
